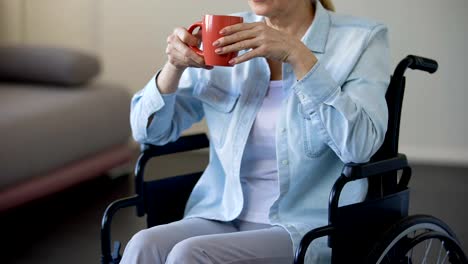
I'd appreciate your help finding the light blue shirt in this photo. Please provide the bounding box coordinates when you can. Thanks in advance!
[130,1,390,258]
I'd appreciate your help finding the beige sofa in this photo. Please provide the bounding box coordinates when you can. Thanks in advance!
[0,45,133,212]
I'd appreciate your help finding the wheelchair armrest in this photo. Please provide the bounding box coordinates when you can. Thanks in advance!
[328,153,412,228]
[320,154,413,251]
[139,133,209,158]
[134,133,209,216]
[342,153,409,181]
[294,225,335,264]
[101,195,141,264]
[101,134,209,263]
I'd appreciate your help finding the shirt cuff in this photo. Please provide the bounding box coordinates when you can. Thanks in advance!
[141,70,177,118]
[293,61,340,114]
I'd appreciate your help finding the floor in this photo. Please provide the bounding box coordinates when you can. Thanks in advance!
[1,150,467,264]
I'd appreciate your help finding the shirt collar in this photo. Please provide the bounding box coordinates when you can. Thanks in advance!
[301,0,331,54]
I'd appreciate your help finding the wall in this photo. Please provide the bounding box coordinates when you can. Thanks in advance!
[334,0,468,165]
[0,0,467,165]
[0,0,22,43]
[97,0,248,96]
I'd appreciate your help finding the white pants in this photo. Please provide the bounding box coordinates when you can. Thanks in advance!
[120,217,294,264]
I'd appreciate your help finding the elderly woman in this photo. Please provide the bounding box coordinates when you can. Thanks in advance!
[122,0,390,263]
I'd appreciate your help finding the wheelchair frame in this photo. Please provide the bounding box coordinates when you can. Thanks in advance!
[101,55,468,264]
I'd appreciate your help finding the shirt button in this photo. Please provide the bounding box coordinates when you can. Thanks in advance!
[301,94,306,100]
[282,160,289,166]
[281,128,287,134]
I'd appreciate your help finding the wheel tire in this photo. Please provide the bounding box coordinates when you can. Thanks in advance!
[367,214,467,264]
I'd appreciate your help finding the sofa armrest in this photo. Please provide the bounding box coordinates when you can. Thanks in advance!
[0,45,100,86]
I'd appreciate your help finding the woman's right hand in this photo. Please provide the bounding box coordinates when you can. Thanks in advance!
[157,27,212,94]
[165,27,212,71]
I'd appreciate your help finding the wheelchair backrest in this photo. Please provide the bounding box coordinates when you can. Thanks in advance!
[367,55,438,198]
[366,73,406,198]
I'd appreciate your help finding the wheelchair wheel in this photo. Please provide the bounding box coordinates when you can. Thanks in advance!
[367,215,468,264]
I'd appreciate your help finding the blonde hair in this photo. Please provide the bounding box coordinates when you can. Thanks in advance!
[319,0,335,11]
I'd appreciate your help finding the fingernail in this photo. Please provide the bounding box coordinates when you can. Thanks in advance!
[215,48,222,54]
[229,59,235,65]
[219,29,226,35]
[213,40,220,47]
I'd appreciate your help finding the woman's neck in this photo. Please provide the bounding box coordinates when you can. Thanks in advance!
[265,1,315,39]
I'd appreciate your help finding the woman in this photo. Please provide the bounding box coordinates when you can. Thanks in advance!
[123,0,390,263]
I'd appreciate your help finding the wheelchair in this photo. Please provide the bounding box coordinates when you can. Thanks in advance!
[101,55,468,264]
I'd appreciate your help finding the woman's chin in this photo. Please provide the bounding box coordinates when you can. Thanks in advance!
[249,6,271,16]
[248,1,272,16]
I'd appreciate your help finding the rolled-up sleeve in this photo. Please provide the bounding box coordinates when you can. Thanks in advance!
[130,69,204,145]
[293,24,390,163]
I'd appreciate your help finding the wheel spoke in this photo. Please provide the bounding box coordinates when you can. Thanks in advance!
[436,241,444,264]
[441,250,449,264]
[385,253,392,264]
[421,238,433,264]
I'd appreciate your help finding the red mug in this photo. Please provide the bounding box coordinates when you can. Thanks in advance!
[188,15,243,67]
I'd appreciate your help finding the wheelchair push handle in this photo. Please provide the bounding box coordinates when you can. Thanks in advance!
[406,55,438,74]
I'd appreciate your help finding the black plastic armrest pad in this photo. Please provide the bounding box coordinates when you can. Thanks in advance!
[342,154,408,180]
[141,134,209,159]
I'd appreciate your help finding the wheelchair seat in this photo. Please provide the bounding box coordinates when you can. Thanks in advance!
[100,55,468,264]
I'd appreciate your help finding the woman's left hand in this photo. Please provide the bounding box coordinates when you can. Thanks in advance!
[213,22,317,71]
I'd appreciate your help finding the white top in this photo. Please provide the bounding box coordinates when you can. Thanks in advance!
[238,80,286,224]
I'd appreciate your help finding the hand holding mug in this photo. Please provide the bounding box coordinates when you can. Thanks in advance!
[165,27,212,70]
[187,15,243,67]
[213,21,318,78]
[213,22,299,65]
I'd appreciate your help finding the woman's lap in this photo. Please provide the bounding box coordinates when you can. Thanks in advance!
[120,217,294,264]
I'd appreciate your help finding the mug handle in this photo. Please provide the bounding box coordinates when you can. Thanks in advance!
[187,22,204,56]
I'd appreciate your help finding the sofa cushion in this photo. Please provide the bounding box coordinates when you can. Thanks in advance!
[0,45,100,86]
